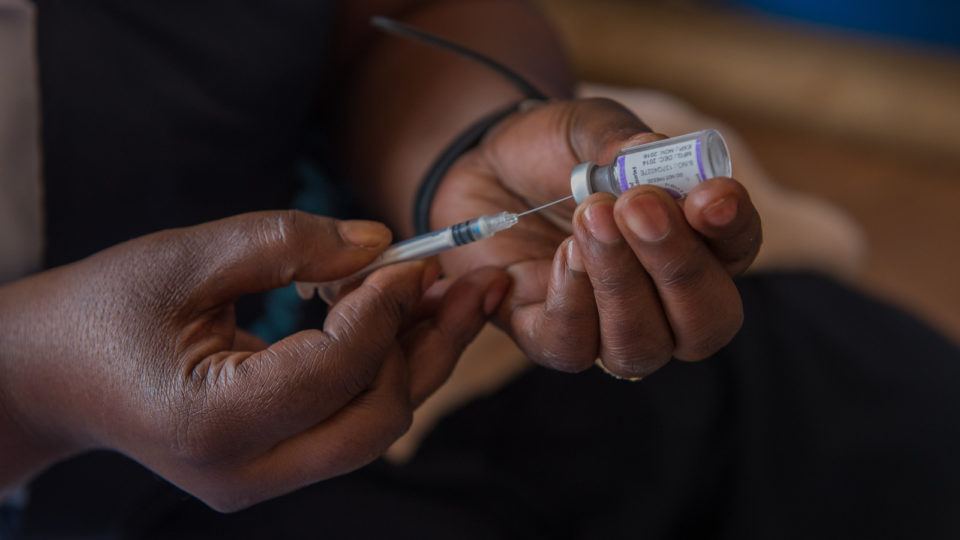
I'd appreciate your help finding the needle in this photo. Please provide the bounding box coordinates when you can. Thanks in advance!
[517,195,574,218]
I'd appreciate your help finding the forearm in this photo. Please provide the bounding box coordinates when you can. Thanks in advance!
[339,0,574,236]
[0,279,74,496]
[0,397,53,497]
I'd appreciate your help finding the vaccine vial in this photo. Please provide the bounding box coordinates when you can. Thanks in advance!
[570,129,731,203]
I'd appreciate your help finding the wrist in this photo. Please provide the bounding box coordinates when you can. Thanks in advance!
[0,378,71,494]
[415,102,528,235]
[0,279,81,493]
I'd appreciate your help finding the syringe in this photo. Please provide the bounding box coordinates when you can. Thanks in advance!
[297,202,568,304]
[297,130,732,304]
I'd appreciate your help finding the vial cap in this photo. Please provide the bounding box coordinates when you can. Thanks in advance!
[570,162,596,204]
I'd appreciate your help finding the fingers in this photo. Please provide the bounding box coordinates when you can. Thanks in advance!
[572,194,675,377]
[181,345,414,512]
[506,187,747,377]
[507,238,600,372]
[683,177,763,275]
[482,97,661,205]
[189,211,392,305]
[174,267,509,511]
[564,98,664,167]
[612,187,744,362]
[403,267,510,407]
[181,262,431,463]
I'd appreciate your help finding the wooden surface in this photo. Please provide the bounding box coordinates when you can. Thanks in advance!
[731,118,960,342]
[538,0,960,159]
[539,0,960,342]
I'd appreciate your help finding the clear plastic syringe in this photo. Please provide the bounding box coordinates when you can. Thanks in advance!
[296,210,527,304]
[297,130,731,304]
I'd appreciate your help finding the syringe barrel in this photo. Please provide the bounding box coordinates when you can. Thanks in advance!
[297,212,517,304]
[570,129,732,203]
[297,227,455,303]
[379,227,456,263]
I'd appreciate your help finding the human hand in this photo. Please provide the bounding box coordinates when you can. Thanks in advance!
[0,211,508,510]
[431,98,761,378]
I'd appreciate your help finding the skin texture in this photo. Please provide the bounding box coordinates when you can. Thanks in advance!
[432,99,762,378]
[0,212,509,511]
[340,2,761,378]
[0,0,761,511]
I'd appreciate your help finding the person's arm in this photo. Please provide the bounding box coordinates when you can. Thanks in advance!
[0,212,508,509]
[334,0,574,237]
[0,380,66,499]
[340,1,763,378]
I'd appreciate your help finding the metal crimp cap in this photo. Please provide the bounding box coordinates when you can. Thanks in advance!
[570,161,596,204]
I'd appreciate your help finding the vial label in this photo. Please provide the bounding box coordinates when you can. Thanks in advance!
[616,138,706,197]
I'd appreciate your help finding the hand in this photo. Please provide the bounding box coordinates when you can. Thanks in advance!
[432,98,762,378]
[0,211,509,511]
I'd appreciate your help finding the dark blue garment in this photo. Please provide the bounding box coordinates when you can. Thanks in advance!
[19,3,960,538]
[16,273,960,539]
[33,0,338,329]
[35,0,337,269]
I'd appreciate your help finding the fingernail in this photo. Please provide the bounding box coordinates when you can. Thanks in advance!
[483,278,509,316]
[583,202,621,244]
[338,220,390,248]
[703,197,738,228]
[566,239,584,272]
[623,193,670,243]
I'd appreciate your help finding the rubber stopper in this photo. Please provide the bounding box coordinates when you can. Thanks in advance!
[570,162,596,204]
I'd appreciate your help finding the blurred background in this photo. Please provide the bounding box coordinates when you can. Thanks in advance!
[536,0,960,342]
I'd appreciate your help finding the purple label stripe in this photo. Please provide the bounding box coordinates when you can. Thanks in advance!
[617,155,628,191]
[695,138,706,182]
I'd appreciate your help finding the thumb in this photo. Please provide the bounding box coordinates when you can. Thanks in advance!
[482,97,662,203]
[403,267,511,407]
[183,210,392,306]
[183,261,430,463]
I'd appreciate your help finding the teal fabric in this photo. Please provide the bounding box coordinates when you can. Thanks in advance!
[248,160,349,343]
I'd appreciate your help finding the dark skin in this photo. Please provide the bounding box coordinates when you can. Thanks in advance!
[0,0,760,510]
[345,1,760,376]
[0,213,510,511]
[433,100,760,376]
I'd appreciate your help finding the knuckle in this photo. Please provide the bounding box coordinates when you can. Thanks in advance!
[260,210,303,248]
[251,210,308,282]
[677,301,744,361]
[657,252,709,291]
[339,356,380,399]
[292,328,333,365]
[365,279,417,328]
[534,348,595,373]
[601,351,672,380]
[591,271,631,296]
[525,310,598,372]
[359,309,403,354]
[323,326,383,397]
[293,329,374,395]
[538,337,597,374]
[600,331,674,379]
